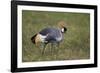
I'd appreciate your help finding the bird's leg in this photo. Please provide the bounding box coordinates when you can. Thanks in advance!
[56,42,60,53]
[42,43,47,55]
[39,43,43,53]
[57,42,60,54]
[50,43,54,55]
[50,43,52,55]
[55,42,60,59]
[54,43,57,54]
[57,42,60,48]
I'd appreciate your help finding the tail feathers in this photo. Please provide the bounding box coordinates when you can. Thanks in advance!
[31,34,37,44]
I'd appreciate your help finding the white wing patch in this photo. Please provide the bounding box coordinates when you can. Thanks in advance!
[39,34,47,43]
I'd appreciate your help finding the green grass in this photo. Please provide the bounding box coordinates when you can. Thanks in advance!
[22,10,90,62]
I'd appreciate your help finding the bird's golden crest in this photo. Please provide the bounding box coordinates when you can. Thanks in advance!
[58,21,66,28]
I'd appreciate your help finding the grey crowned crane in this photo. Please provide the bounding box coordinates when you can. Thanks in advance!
[31,21,67,55]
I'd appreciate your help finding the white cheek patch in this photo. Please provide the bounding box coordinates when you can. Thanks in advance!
[61,28,64,33]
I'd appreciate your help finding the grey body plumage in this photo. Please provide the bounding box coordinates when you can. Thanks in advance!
[39,28,63,43]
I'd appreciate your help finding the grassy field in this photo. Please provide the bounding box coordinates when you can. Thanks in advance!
[22,10,90,62]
